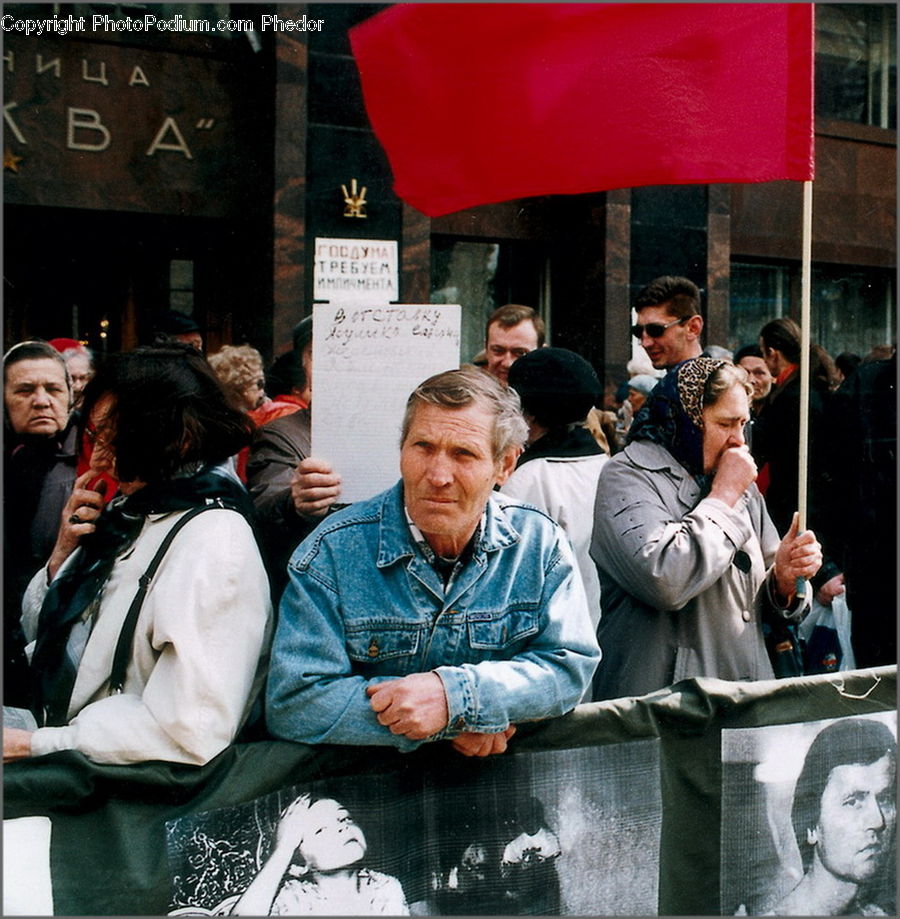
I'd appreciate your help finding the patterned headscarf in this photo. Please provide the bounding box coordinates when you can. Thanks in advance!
[627,357,727,483]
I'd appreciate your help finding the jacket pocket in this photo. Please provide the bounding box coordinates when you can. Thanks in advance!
[345,621,424,664]
[466,608,539,651]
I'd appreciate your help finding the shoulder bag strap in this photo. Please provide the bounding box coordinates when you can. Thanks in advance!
[108,499,234,694]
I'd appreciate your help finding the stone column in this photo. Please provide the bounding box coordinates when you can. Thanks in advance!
[272,4,309,354]
[603,188,632,386]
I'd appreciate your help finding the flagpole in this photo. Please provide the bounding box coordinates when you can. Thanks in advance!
[795,180,813,598]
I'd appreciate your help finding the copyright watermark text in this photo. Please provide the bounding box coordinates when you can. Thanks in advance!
[1,12,325,38]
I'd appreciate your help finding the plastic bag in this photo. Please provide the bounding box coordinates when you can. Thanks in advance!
[799,592,856,673]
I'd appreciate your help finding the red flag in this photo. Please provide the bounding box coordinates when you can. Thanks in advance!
[350,4,814,217]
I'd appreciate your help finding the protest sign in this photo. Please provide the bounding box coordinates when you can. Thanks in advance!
[313,238,399,303]
[311,303,461,503]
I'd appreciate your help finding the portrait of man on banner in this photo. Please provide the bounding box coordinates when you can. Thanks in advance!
[721,713,897,916]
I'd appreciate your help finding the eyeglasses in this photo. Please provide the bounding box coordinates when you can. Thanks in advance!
[84,421,113,448]
[631,317,687,340]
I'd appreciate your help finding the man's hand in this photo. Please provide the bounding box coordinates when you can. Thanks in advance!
[815,573,846,606]
[451,726,517,757]
[708,445,757,507]
[3,728,33,762]
[366,672,449,740]
[774,512,823,602]
[290,457,342,517]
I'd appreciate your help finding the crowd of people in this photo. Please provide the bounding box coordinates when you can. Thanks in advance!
[2,283,895,776]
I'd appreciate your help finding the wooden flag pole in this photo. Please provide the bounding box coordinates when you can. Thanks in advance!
[795,180,813,599]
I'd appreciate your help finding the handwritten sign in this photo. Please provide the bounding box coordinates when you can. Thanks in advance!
[313,238,398,303]
[311,303,461,502]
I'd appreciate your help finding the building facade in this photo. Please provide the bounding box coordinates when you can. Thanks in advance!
[3,3,895,386]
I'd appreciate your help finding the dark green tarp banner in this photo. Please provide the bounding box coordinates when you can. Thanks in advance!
[4,666,895,916]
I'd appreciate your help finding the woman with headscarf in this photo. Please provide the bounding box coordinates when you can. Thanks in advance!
[3,345,272,765]
[589,357,822,701]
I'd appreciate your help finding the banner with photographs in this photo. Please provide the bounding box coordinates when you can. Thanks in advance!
[4,666,894,917]
[721,711,896,916]
[166,741,662,916]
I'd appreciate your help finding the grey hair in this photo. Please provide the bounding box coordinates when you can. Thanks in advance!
[703,362,753,407]
[401,366,528,460]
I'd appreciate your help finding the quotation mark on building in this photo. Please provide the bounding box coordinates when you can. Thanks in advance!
[195,118,216,130]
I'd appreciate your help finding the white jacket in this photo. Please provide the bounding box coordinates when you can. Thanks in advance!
[22,508,272,766]
[501,452,607,630]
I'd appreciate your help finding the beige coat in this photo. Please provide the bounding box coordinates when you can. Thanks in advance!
[590,440,807,700]
[22,508,272,765]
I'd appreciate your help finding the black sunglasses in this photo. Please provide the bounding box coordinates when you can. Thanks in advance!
[631,317,688,339]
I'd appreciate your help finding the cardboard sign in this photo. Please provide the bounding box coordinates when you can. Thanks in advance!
[311,303,461,502]
[313,238,399,303]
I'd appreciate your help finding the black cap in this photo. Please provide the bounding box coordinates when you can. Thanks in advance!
[154,310,201,336]
[508,347,601,427]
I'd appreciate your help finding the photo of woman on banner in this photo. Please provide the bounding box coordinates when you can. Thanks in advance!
[721,714,896,916]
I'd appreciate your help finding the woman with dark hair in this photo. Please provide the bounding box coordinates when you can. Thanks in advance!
[590,358,822,700]
[2,346,272,765]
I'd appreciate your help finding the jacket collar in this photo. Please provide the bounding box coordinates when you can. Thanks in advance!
[376,481,520,569]
[622,440,701,509]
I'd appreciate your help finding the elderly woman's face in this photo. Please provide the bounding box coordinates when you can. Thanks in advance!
[701,384,750,474]
[4,358,70,436]
[86,395,143,495]
[297,799,367,872]
[238,376,266,412]
[627,387,647,413]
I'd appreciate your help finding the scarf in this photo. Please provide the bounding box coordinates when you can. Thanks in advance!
[30,464,255,726]
[627,357,726,494]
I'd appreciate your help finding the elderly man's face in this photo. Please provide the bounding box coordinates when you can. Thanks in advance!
[4,358,70,436]
[737,355,773,402]
[811,754,896,885]
[401,401,517,557]
[65,352,93,408]
[485,320,539,385]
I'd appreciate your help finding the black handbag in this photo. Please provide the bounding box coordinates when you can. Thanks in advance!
[761,615,805,679]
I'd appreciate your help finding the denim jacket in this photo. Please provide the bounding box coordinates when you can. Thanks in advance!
[266,481,600,750]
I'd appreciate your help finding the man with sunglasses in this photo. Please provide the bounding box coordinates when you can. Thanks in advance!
[632,276,704,370]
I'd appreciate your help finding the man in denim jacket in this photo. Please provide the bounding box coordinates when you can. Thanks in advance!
[266,367,601,757]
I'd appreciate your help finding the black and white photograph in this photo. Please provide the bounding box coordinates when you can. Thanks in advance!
[166,769,426,916]
[721,712,897,916]
[166,740,662,916]
[420,740,662,916]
